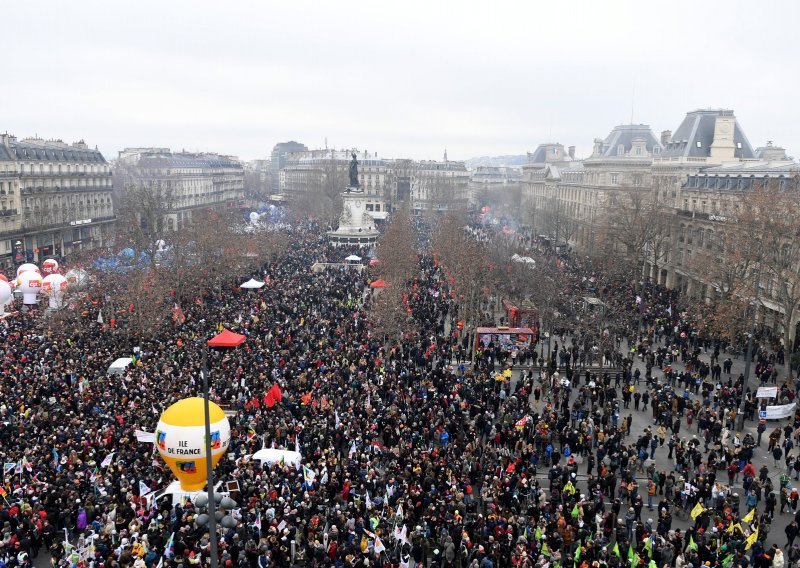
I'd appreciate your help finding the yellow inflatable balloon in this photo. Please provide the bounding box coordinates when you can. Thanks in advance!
[155,397,231,491]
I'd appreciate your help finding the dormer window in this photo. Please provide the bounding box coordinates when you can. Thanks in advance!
[617,145,625,156]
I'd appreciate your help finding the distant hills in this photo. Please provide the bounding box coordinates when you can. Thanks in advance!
[464,154,527,170]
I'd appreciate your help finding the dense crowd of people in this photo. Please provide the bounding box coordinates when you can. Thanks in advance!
[0,220,798,568]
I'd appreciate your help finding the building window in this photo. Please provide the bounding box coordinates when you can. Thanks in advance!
[610,174,619,185]
[633,175,642,187]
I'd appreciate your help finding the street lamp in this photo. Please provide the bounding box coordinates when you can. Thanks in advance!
[737,263,763,431]
[201,346,219,568]
[194,491,239,531]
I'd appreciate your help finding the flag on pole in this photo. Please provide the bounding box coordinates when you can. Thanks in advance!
[571,504,580,518]
[745,527,759,550]
[101,452,115,469]
[21,456,32,473]
[253,511,261,531]
[374,536,385,553]
[335,410,341,429]
[97,310,104,324]
[643,534,652,557]
[688,535,698,552]
[139,481,152,496]
[3,463,15,474]
[613,542,620,557]
[399,525,409,546]
[366,491,373,509]
[741,508,755,523]
[515,416,528,431]
[164,532,175,558]
[303,466,315,487]
[690,501,705,520]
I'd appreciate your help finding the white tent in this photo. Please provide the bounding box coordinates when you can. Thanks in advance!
[345,254,362,262]
[251,448,302,467]
[240,278,265,289]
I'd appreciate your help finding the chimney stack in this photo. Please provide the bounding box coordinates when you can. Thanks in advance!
[660,130,672,147]
[568,146,576,160]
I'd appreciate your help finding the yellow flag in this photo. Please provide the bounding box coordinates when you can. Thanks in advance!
[690,502,705,520]
[745,527,759,550]
[726,523,735,534]
[741,508,755,523]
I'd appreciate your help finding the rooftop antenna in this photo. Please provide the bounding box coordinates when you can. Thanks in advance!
[630,78,636,124]
[324,137,328,150]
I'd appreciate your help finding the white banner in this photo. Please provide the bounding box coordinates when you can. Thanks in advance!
[756,386,778,399]
[135,430,155,443]
[765,403,796,420]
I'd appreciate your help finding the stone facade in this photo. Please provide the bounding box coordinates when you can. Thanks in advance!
[116,148,244,231]
[0,135,115,268]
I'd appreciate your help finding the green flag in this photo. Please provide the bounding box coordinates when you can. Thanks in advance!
[688,535,698,552]
[534,527,543,540]
[648,561,657,568]
[571,504,580,518]
[643,536,652,558]
[628,545,636,561]
[575,542,581,562]
[722,554,734,568]
[613,542,620,557]
[542,541,550,556]
[630,552,639,568]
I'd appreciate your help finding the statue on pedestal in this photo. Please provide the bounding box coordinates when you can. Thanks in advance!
[349,152,359,188]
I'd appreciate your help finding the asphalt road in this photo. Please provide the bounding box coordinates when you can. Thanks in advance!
[521,335,798,546]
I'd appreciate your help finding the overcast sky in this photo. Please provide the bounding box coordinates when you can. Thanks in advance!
[1,1,796,162]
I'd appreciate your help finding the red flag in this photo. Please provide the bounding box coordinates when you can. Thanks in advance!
[269,384,282,403]
[172,303,186,324]
[301,392,312,406]
[264,392,276,408]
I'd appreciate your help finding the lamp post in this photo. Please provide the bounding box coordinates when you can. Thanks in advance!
[737,263,763,431]
[201,346,219,568]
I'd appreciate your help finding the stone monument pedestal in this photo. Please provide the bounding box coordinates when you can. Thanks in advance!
[328,187,379,247]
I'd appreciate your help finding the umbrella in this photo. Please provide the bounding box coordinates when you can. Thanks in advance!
[240,278,265,289]
[207,329,246,348]
[370,278,389,289]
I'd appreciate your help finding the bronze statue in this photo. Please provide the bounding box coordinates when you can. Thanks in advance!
[349,152,359,188]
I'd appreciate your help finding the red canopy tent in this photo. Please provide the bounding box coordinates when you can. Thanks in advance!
[207,329,246,348]
[370,278,389,289]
